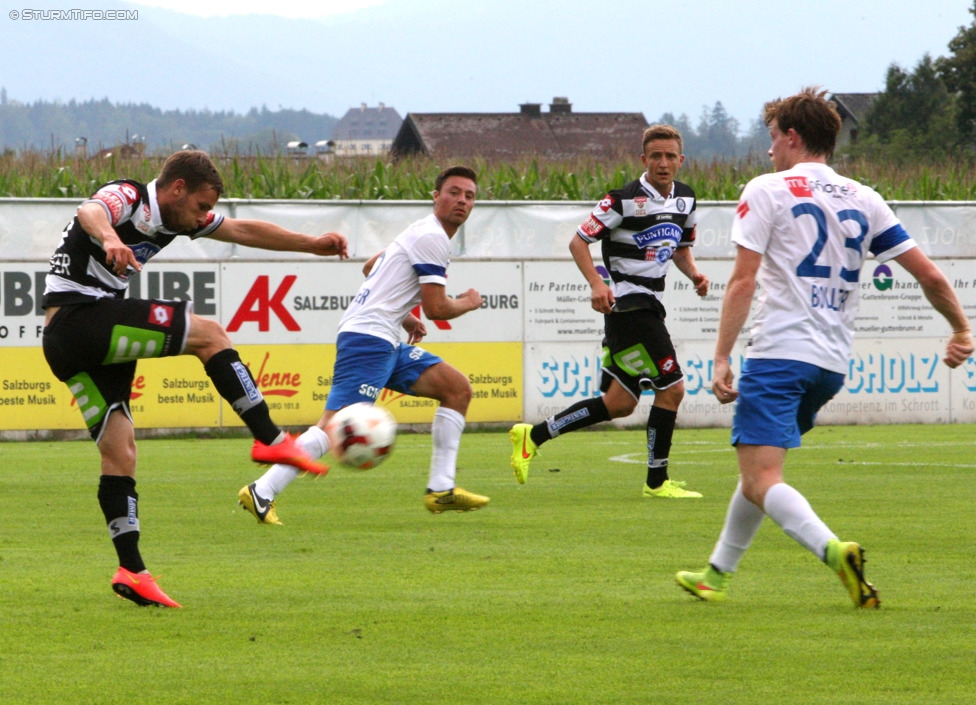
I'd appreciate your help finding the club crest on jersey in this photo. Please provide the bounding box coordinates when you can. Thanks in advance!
[633,196,647,217]
[633,222,682,250]
[785,176,813,198]
[676,197,686,213]
[647,246,674,264]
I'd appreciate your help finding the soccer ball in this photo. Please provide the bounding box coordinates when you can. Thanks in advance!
[325,402,397,470]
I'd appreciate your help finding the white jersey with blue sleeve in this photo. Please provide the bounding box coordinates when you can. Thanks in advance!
[732,162,916,374]
[338,213,450,345]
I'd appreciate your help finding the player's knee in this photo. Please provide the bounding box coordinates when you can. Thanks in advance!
[657,381,685,407]
[437,372,472,412]
[605,395,637,418]
[99,439,137,476]
[446,379,472,411]
[187,316,233,361]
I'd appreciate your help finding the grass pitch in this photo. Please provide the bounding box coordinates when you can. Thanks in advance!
[1,424,973,704]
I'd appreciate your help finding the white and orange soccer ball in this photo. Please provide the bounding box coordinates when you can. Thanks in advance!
[324,402,397,469]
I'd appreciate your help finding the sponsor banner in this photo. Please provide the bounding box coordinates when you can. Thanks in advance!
[893,203,976,259]
[525,337,976,430]
[219,344,333,427]
[129,355,221,428]
[819,337,959,425]
[0,199,80,260]
[398,262,522,344]
[0,266,48,348]
[378,342,522,423]
[668,259,737,341]
[954,355,976,423]
[0,348,76,430]
[127,266,223,317]
[0,264,223,348]
[523,342,604,423]
[220,261,522,345]
[523,259,747,344]
[522,262,604,342]
[217,341,521,428]
[522,340,728,429]
[220,262,360,345]
[856,259,976,336]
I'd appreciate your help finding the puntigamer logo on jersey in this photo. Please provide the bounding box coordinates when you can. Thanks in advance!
[633,223,681,249]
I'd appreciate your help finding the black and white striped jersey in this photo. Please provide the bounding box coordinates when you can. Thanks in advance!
[577,175,697,309]
[43,179,223,307]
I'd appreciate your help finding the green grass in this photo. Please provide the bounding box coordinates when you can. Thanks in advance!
[1,424,973,703]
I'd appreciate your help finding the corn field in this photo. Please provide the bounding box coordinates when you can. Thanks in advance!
[2,150,976,201]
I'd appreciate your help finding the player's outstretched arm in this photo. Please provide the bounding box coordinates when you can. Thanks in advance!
[894,248,974,368]
[210,219,348,258]
[419,283,483,321]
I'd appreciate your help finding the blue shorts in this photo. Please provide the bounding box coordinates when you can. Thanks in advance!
[731,358,844,449]
[325,331,442,410]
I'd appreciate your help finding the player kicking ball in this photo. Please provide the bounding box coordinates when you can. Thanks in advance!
[240,166,489,523]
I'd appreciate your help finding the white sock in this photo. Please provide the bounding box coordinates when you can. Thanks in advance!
[253,425,329,499]
[709,482,766,573]
[763,482,837,559]
[427,407,465,492]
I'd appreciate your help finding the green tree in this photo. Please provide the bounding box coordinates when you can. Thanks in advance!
[936,1,976,145]
[694,101,740,159]
[858,54,958,160]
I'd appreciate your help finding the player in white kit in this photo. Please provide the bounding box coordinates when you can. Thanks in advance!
[240,166,490,522]
[676,88,974,607]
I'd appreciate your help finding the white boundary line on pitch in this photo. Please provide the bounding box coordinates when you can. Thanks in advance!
[610,453,976,468]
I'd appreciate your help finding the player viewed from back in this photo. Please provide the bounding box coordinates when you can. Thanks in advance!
[676,87,974,608]
[240,165,490,521]
[509,124,710,498]
[41,150,348,608]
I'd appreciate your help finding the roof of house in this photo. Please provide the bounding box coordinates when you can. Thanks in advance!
[332,103,402,141]
[392,99,648,159]
[829,93,879,124]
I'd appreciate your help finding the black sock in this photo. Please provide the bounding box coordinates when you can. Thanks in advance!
[646,406,677,488]
[98,475,145,573]
[203,348,281,445]
[532,397,611,446]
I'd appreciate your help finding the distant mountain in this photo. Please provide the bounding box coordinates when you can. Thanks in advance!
[0,92,339,153]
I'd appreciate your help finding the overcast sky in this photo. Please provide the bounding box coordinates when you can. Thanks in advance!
[6,0,974,128]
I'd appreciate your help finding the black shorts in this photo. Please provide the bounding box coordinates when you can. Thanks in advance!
[599,304,683,400]
[43,298,191,440]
